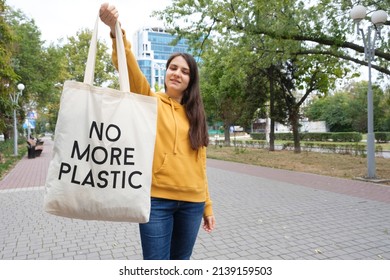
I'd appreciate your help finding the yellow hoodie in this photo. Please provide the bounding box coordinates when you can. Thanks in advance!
[111,30,213,217]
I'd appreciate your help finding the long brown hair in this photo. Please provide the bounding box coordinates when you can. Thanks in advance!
[165,53,209,150]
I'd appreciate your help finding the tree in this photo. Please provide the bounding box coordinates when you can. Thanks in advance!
[1,6,42,139]
[305,92,353,132]
[62,29,116,86]
[1,4,117,138]
[200,34,278,146]
[0,0,19,139]
[154,0,358,152]
[378,86,390,131]
[347,81,384,133]
[200,40,254,144]
[38,30,117,132]
[154,0,390,73]
[305,80,385,132]
[271,54,344,152]
[37,44,69,133]
[3,7,66,138]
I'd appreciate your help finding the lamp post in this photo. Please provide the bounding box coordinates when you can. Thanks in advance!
[9,83,25,156]
[350,6,388,179]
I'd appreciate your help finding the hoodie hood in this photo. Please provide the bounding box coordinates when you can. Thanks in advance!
[158,92,182,109]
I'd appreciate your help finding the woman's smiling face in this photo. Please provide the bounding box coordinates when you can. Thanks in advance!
[165,55,190,103]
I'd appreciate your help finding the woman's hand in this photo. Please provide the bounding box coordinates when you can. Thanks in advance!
[99,2,119,35]
[203,215,216,233]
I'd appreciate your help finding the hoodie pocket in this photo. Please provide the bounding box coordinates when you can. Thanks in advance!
[154,154,204,189]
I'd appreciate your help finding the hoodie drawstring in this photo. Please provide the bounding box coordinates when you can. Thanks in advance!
[169,98,179,155]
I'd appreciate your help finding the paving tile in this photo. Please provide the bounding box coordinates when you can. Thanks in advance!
[1,137,390,260]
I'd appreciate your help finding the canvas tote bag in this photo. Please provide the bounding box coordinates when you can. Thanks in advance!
[43,18,157,223]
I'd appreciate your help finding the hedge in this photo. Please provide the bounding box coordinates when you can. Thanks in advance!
[250,132,385,143]
[213,139,384,157]
[375,132,390,143]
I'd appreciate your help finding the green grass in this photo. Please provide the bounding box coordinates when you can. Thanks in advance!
[0,140,26,179]
[207,144,390,183]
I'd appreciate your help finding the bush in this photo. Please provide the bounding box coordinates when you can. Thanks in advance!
[0,139,26,178]
[245,140,268,148]
[275,133,294,141]
[301,133,331,142]
[250,133,266,140]
[375,132,390,143]
[331,132,362,142]
[252,131,366,142]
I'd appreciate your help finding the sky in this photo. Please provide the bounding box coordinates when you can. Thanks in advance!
[6,0,173,44]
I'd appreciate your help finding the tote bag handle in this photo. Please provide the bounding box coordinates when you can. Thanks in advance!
[84,16,130,92]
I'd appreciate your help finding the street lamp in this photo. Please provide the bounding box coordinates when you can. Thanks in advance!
[9,83,25,156]
[350,6,388,179]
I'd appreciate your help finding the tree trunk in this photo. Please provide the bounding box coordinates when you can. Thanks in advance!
[269,69,275,151]
[224,123,231,146]
[3,130,10,141]
[270,118,275,151]
[290,106,301,153]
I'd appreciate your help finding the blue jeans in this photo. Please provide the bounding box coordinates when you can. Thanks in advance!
[139,198,205,260]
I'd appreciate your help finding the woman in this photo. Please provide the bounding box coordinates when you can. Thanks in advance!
[99,3,216,260]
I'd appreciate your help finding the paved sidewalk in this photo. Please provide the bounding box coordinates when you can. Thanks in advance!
[0,136,390,260]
